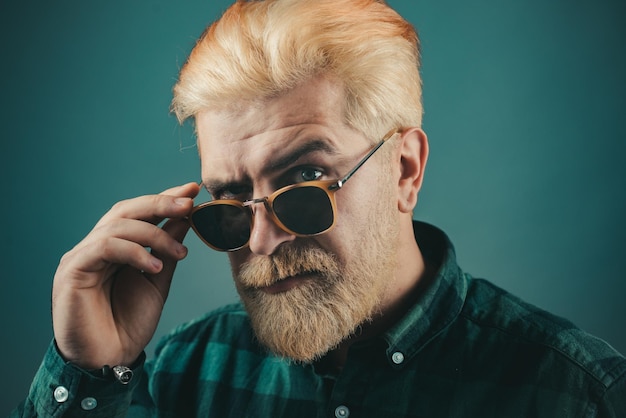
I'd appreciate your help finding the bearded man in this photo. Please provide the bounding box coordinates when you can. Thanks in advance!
[13,0,626,417]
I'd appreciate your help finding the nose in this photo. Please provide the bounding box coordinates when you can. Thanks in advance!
[247,200,296,255]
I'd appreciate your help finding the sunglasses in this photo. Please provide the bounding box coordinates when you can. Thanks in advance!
[189,128,401,251]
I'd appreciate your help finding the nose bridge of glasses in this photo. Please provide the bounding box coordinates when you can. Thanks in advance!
[242,196,272,214]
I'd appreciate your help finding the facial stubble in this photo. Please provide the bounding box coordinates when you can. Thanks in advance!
[235,183,399,362]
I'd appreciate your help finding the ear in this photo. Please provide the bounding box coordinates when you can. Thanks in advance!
[396,128,429,213]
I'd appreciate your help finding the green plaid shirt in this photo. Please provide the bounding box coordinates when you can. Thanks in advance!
[14,222,626,417]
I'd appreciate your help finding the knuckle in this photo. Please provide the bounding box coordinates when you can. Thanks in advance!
[148,228,172,255]
[150,224,164,241]
[99,236,120,260]
[109,199,129,214]
[56,252,75,273]
[90,221,117,243]
[57,240,89,269]
[101,218,123,235]
[153,195,172,214]
[129,245,148,264]
[58,250,73,265]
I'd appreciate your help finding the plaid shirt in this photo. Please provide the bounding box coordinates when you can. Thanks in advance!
[14,222,626,417]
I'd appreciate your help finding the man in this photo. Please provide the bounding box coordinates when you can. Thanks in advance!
[13,0,626,416]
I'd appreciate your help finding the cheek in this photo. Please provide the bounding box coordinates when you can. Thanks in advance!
[331,173,397,247]
[317,201,370,262]
[333,177,382,231]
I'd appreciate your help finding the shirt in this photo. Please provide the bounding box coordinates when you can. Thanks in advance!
[12,222,626,417]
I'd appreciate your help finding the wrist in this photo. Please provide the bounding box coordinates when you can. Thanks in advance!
[86,353,145,385]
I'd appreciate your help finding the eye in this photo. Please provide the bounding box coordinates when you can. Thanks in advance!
[214,184,251,201]
[298,167,323,182]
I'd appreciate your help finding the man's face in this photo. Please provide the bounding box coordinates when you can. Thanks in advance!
[196,76,400,362]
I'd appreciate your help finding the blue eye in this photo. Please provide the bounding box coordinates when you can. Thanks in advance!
[300,168,323,182]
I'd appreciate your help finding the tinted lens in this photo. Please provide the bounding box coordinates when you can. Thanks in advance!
[273,185,334,235]
[191,204,251,250]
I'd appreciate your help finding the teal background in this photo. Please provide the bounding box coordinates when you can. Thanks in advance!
[1,0,624,413]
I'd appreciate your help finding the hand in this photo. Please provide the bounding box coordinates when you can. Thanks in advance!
[51,182,200,369]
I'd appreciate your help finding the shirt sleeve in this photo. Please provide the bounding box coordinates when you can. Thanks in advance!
[10,340,148,417]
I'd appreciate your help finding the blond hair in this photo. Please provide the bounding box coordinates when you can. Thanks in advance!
[171,0,422,140]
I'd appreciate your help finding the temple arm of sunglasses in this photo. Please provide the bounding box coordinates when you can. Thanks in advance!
[329,128,401,191]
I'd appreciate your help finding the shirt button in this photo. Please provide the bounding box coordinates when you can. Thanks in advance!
[335,405,350,418]
[81,397,98,410]
[391,351,405,365]
[53,386,69,403]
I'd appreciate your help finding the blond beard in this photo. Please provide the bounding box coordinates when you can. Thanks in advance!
[235,196,399,362]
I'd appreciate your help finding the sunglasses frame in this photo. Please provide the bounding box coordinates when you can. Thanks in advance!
[189,128,401,251]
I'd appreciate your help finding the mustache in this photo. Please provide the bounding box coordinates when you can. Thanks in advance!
[237,244,339,289]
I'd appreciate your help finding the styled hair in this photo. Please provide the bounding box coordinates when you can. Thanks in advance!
[171,0,422,140]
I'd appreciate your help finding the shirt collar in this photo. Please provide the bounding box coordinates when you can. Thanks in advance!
[382,221,469,367]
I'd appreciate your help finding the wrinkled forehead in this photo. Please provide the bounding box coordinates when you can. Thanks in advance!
[194,76,362,173]
[195,113,362,185]
[195,108,334,177]
[196,76,352,147]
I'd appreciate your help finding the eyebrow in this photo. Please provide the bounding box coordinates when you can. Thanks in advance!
[261,138,338,177]
[202,138,338,196]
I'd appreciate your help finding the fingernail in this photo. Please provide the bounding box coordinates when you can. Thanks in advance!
[176,243,188,257]
[151,257,163,271]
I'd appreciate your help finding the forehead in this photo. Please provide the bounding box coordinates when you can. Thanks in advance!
[195,77,366,184]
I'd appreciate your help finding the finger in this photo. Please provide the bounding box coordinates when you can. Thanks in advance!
[84,218,188,261]
[95,194,194,229]
[93,183,200,230]
[147,217,191,299]
[159,182,201,198]
[96,182,200,227]
[64,237,164,285]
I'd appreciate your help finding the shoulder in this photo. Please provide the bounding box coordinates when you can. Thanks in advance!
[460,278,626,389]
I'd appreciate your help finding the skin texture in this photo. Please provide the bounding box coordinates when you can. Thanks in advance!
[52,183,200,368]
[51,76,429,370]
[196,76,430,365]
